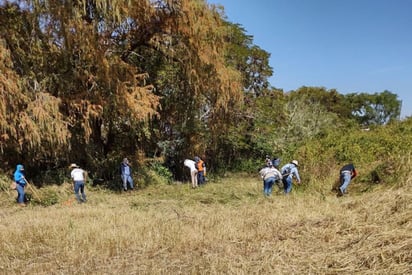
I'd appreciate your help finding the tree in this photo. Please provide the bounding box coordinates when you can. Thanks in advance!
[223,21,273,96]
[345,91,401,126]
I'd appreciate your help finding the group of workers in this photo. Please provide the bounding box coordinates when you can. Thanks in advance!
[11,154,357,206]
[12,158,133,207]
[184,156,206,188]
[259,156,357,197]
[259,157,301,196]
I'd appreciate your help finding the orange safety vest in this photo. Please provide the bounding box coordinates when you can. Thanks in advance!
[197,159,205,172]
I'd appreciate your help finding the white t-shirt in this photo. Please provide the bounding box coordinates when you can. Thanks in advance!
[71,168,85,181]
[184,159,197,172]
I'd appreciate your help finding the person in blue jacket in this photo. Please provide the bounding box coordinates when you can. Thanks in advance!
[120,158,134,191]
[280,160,301,194]
[13,164,27,206]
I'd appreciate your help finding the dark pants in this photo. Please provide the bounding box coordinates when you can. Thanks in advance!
[198,171,205,184]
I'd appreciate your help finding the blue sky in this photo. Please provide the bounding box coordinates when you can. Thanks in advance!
[207,0,412,118]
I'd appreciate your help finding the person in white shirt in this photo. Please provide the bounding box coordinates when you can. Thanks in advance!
[259,161,283,196]
[69,163,87,203]
[184,158,198,188]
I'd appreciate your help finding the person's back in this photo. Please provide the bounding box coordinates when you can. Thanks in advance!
[280,160,300,194]
[184,159,197,172]
[69,164,87,203]
[338,163,357,196]
[272,157,281,169]
[184,159,198,188]
[71,167,85,181]
[260,166,282,181]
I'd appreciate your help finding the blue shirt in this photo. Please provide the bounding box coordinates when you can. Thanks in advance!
[13,164,26,185]
[121,163,132,176]
[281,163,301,182]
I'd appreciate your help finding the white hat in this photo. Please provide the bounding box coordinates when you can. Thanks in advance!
[69,163,78,169]
[291,160,299,166]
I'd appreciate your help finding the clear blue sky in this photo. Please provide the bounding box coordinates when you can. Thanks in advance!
[207,0,412,118]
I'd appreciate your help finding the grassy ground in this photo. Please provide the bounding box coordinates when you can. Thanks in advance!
[0,173,411,274]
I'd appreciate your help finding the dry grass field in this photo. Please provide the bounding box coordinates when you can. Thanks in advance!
[0,173,411,274]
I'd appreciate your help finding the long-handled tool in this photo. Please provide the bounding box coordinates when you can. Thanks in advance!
[23,178,42,202]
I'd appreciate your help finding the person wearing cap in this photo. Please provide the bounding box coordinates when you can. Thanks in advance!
[69,163,87,203]
[13,164,27,207]
[120,158,134,192]
[259,161,283,196]
[280,160,301,194]
[184,158,198,188]
[338,163,357,196]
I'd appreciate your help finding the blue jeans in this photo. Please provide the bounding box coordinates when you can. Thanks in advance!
[263,177,276,196]
[74,181,86,202]
[282,176,293,194]
[121,175,134,190]
[339,172,351,193]
[197,171,205,184]
[16,183,25,203]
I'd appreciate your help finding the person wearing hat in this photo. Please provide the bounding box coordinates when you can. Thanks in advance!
[120,158,134,192]
[337,163,357,197]
[69,163,87,203]
[13,164,27,207]
[280,160,301,194]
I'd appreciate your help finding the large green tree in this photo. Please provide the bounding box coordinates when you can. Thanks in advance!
[344,91,401,126]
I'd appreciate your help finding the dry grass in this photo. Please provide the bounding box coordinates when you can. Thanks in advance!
[0,174,411,274]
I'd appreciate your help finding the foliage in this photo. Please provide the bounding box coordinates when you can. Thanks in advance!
[0,1,406,187]
[344,90,401,126]
[295,117,412,192]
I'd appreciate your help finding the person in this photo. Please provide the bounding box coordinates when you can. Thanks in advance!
[272,157,281,169]
[259,161,283,196]
[265,155,272,167]
[69,163,87,203]
[280,160,301,194]
[184,158,198,188]
[13,164,27,207]
[195,156,206,185]
[338,163,357,196]
[120,158,134,191]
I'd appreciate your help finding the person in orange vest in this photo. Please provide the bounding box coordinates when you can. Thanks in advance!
[195,156,206,185]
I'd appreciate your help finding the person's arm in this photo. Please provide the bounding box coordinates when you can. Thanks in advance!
[351,168,357,179]
[276,169,283,180]
[294,168,301,184]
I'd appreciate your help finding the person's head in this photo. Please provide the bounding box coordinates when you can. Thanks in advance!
[123,158,129,164]
[194,156,200,162]
[69,163,78,169]
[16,164,24,171]
[268,161,273,167]
[291,160,299,167]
